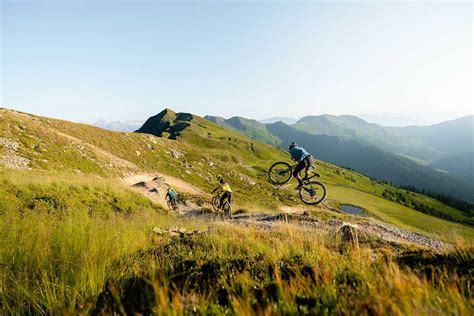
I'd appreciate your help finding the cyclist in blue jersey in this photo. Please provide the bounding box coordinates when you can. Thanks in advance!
[288,142,315,189]
[165,187,177,205]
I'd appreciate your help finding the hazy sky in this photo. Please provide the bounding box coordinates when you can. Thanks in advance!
[1,1,472,123]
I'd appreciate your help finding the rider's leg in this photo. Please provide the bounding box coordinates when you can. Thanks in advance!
[220,192,230,208]
[293,161,306,188]
[304,156,313,178]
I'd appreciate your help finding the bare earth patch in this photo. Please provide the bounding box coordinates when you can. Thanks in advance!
[123,173,210,212]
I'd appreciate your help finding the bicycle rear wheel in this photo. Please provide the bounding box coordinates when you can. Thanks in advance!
[172,203,179,213]
[299,181,327,205]
[268,162,293,185]
[222,202,232,219]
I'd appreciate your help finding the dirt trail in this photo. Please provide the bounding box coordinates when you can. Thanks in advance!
[123,173,210,211]
[279,203,343,215]
[125,174,448,250]
[227,213,447,250]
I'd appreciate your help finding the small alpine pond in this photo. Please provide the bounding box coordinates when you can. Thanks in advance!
[339,204,365,215]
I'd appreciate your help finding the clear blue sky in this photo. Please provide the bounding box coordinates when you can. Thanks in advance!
[1,1,472,123]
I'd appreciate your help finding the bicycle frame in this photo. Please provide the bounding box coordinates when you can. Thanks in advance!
[283,163,318,180]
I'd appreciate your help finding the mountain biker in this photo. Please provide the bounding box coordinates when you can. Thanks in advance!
[289,142,314,189]
[211,177,232,209]
[165,187,177,206]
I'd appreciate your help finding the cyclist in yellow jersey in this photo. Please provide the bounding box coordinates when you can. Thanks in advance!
[212,177,232,209]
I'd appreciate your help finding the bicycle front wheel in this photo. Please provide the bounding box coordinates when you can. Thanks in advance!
[212,196,220,211]
[268,162,293,185]
[299,181,327,205]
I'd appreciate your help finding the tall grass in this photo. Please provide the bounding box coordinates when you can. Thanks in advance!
[2,208,472,315]
[0,173,472,315]
[94,224,472,315]
[0,174,172,314]
[0,207,178,314]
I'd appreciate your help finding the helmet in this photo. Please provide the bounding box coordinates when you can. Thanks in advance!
[289,142,298,150]
[219,178,225,184]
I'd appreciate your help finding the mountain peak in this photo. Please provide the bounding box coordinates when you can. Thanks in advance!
[135,108,193,138]
[260,116,297,125]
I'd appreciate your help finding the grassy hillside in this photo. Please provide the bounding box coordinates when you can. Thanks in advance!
[1,108,473,314]
[204,114,474,205]
[1,107,472,236]
[2,172,471,314]
[205,115,281,145]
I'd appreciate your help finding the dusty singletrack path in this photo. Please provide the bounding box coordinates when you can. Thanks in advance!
[126,173,448,251]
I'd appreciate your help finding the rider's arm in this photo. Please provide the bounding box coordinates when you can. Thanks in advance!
[289,148,297,161]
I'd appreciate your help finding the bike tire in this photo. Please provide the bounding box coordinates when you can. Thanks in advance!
[299,181,327,205]
[268,161,293,185]
[222,202,232,219]
[212,196,220,211]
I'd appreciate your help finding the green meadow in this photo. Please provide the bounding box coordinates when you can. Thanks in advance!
[1,109,473,314]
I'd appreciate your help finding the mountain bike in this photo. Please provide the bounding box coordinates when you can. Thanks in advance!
[166,198,179,213]
[212,193,232,219]
[268,161,327,205]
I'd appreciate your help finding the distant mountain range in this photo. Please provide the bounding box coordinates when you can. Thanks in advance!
[204,114,474,203]
[357,112,469,127]
[291,115,474,179]
[259,116,298,125]
[94,119,143,132]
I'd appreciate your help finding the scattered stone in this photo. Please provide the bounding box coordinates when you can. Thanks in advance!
[355,221,447,250]
[0,155,30,170]
[0,137,19,151]
[146,144,153,150]
[152,227,166,235]
[135,151,141,156]
[339,224,359,246]
[149,188,158,193]
[152,226,204,238]
[0,137,30,170]
[132,181,147,188]
[171,149,184,159]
